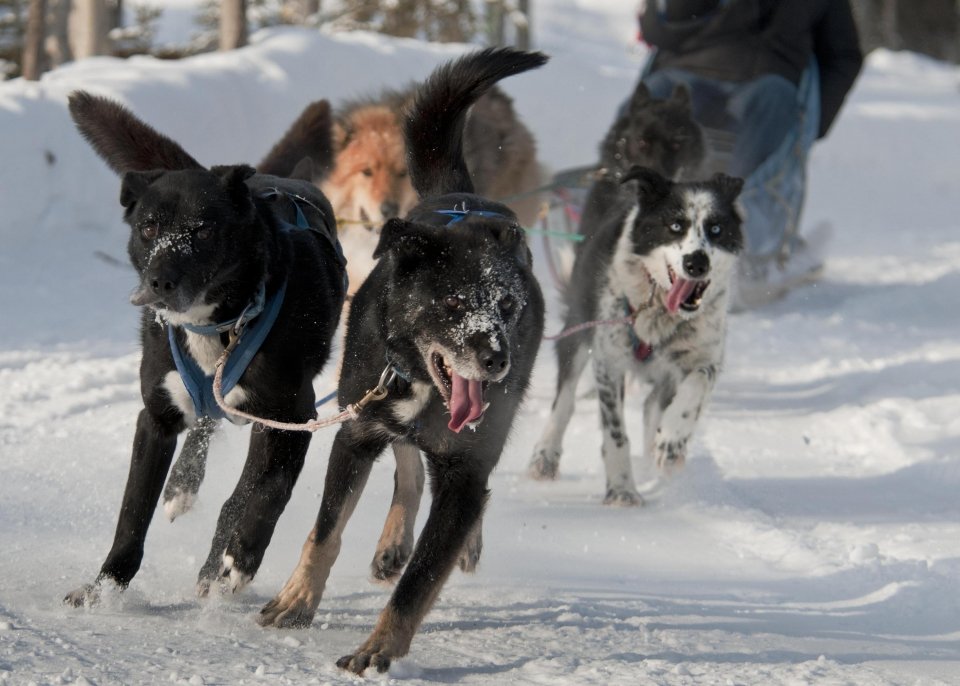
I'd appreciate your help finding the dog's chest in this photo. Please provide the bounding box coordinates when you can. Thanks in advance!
[162,329,249,425]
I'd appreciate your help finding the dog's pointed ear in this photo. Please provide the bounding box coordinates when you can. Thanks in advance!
[374,217,429,259]
[490,223,531,267]
[622,165,672,206]
[710,172,744,201]
[289,157,315,182]
[211,164,256,206]
[670,83,691,107]
[630,82,652,109]
[120,170,164,209]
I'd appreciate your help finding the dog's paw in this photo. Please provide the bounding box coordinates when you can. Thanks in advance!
[63,582,101,608]
[654,434,687,471]
[528,447,561,480]
[162,488,196,522]
[336,647,393,676]
[257,588,318,629]
[219,554,253,594]
[371,542,411,583]
[458,527,483,573]
[603,488,644,507]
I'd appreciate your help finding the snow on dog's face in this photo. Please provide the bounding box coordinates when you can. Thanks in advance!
[121,165,266,324]
[623,166,744,317]
[374,215,533,433]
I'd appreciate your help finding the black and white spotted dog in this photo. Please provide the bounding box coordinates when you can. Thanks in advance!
[529,166,743,504]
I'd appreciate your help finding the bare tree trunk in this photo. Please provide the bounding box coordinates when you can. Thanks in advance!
[71,0,109,58]
[515,0,530,49]
[22,0,48,79]
[880,0,901,49]
[486,0,504,46]
[220,0,247,50]
[304,0,320,17]
[46,0,74,67]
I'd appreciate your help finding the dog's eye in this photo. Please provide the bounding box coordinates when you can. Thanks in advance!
[499,294,515,314]
[361,168,373,178]
[669,222,683,233]
[196,227,213,241]
[444,295,463,310]
[396,170,408,178]
[141,225,158,240]
[709,224,722,236]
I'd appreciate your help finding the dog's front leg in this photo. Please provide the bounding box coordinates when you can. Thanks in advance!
[162,415,218,521]
[258,428,385,628]
[529,336,590,480]
[594,359,642,506]
[64,408,179,606]
[337,464,489,675]
[199,424,312,594]
[371,440,424,582]
[654,364,718,470]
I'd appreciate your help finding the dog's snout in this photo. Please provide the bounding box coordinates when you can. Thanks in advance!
[480,348,509,374]
[150,276,178,295]
[380,200,399,218]
[683,250,709,278]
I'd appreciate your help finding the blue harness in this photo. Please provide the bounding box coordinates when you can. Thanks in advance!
[168,190,346,420]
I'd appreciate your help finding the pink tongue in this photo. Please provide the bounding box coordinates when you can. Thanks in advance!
[448,371,485,433]
[666,277,697,313]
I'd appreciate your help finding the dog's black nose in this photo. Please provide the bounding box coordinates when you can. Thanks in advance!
[480,349,509,374]
[683,250,709,278]
[380,201,399,218]
[150,275,179,295]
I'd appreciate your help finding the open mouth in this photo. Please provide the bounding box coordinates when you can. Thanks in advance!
[666,265,710,313]
[430,351,490,433]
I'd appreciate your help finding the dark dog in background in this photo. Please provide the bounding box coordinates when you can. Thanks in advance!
[63,92,347,604]
[255,47,547,675]
[578,82,705,242]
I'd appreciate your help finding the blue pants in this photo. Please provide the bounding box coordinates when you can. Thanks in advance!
[643,68,799,178]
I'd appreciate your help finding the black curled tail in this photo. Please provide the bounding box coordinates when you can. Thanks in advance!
[404,47,548,199]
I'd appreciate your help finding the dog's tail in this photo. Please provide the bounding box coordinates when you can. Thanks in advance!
[68,91,203,174]
[258,100,334,181]
[404,47,548,199]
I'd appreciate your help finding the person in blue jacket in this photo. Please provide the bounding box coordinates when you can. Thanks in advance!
[637,0,864,305]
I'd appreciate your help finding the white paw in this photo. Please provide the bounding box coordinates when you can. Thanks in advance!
[219,554,252,594]
[163,490,196,522]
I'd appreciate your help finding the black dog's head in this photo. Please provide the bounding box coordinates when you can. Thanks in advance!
[373,205,535,433]
[122,164,268,324]
[603,83,704,181]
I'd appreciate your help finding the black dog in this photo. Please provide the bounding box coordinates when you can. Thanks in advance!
[63,92,347,605]
[578,82,705,244]
[255,48,547,674]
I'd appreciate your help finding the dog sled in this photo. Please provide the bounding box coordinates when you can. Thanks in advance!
[533,59,821,287]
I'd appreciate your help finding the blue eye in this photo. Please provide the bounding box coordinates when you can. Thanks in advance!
[710,224,722,235]
[669,222,683,233]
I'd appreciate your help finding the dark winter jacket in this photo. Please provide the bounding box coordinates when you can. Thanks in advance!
[640,0,863,137]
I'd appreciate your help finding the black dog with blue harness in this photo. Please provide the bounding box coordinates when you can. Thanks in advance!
[63,87,349,608]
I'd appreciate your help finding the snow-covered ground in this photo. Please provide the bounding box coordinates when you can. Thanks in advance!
[2,1,960,684]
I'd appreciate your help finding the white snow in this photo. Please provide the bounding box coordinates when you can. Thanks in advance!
[2,1,960,684]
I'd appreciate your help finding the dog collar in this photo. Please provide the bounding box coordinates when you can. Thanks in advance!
[621,296,653,362]
[179,282,267,337]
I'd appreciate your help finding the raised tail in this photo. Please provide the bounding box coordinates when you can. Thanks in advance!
[258,99,334,180]
[67,91,204,174]
[404,47,548,199]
